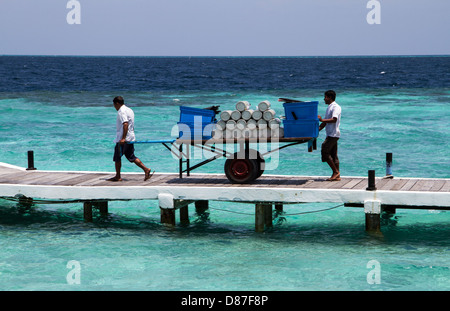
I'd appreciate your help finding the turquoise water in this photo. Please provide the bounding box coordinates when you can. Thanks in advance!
[0,88,449,291]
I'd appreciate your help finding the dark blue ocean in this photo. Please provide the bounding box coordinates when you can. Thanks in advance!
[1,56,449,92]
[0,56,449,291]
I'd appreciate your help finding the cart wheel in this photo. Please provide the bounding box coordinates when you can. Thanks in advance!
[248,150,264,179]
[224,158,258,184]
[255,157,265,178]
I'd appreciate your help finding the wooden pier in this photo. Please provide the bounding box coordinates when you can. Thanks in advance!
[0,162,449,232]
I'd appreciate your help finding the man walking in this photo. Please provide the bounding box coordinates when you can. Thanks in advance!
[318,90,341,181]
[108,96,153,181]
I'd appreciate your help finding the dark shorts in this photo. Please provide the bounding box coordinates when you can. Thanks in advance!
[321,136,339,163]
[113,143,137,162]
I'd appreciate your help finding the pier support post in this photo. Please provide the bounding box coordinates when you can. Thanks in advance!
[264,204,273,229]
[364,200,381,233]
[255,204,265,232]
[17,195,33,209]
[93,201,108,217]
[195,200,209,215]
[159,193,175,226]
[179,205,190,226]
[382,205,396,215]
[275,203,283,213]
[255,203,272,232]
[194,200,209,222]
[161,208,176,226]
[175,200,194,226]
[83,202,93,222]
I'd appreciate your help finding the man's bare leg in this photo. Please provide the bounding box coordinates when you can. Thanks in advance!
[108,161,123,181]
[326,158,340,181]
[134,158,153,181]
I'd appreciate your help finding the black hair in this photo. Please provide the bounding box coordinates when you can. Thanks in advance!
[113,96,124,105]
[324,90,336,101]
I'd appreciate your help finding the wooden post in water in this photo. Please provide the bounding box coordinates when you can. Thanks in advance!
[94,201,108,217]
[161,208,176,226]
[83,202,93,222]
[364,200,381,233]
[175,199,194,226]
[179,205,190,226]
[382,205,396,215]
[159,193,175,226]
[255,203,265,232]
[18,195,33,209]
[275,203,283,213]
[255,203,272,232]
[264,204,272,229]
[195,200,209,215]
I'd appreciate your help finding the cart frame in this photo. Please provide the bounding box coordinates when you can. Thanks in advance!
[132,137,317,183]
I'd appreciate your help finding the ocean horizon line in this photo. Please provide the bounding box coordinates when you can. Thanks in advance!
[1,54,449,59]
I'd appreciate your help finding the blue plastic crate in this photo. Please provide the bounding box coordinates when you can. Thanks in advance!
[179,106,216,124]
[283,120,319,138]
[178,120,216,140]
[283,101,318,121]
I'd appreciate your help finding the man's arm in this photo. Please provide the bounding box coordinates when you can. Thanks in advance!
[119,122,129,144]
[318,115,337,131]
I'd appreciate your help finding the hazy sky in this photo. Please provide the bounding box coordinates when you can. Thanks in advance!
[0,0,449,56]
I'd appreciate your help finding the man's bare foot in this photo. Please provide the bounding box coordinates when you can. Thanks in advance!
[144,169,155,181]
[107,176,122,182]
[327,172,340,181]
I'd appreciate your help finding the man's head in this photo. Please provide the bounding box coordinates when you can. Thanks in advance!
[113,96,124,111]
[324,90,336,105]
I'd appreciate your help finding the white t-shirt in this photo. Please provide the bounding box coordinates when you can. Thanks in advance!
[324,101,341,138]
[114,105,136,143]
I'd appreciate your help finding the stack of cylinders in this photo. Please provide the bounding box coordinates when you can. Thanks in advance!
[220,110,233,121]
[212,100,284,139]
[241,109,253,121]
[216,120,226,131]
[252,110,263,120]
[258,100,271,112]
[226,120,236,130]
[231,110,241,121]
[263,109,276,121]
[236,119,247,130]
[236,101,250,112]
[247,119,257,130]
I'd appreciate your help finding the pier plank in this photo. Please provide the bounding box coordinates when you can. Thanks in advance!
[439,181,450,192]
[341,178,364,189]
[0,172,54,184]
[0,171,23,179]
[410,179,436,192]
[157,175,185,185]
[389,178,410,191]
[380,178,403,191]
[75,175,115,186]
[374,178,391,190]
[351,178,370,190]
[71,174,113,186]
[0,166,24,176]
[399,179,419,191]
[55,174,103,186]
[322,178,354,189]
[26,173,78,185]
[430,180,446,192]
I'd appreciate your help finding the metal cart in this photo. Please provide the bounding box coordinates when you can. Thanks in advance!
[132,136,317,184]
